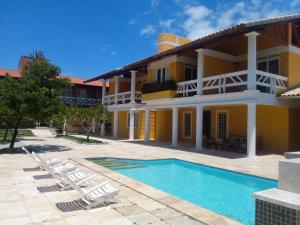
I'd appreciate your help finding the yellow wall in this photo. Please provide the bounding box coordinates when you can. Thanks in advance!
[170,61,184,82]
[210,106,247,140]
[155,110,172,141]
[280,52,300,87]
[257,105,289,153]
[142,90,176,100]
[204,55,236,76]
[178,108,196,144]
[146,69,155,83]
[157,33,190,53]
[112,110,155,139]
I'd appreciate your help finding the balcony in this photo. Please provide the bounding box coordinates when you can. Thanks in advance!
[103,91,142,105]
[60,96,102,106]
[176,70,288,97]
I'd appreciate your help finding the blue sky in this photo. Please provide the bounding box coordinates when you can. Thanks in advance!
[0,0,299,79]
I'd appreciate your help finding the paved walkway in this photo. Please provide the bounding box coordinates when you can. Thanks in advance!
[0,134,283,225]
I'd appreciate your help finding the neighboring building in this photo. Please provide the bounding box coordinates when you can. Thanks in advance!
[87,14,300,156]
[0,56,107,107]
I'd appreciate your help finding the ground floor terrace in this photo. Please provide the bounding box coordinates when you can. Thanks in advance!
[110,103,300,156]
[0,133,283,225]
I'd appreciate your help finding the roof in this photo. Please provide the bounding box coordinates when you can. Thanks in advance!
[0,68,106,87]
[86,13,300,82]
[280,86,300,98]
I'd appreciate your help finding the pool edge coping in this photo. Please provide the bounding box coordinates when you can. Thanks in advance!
[72,157,243,225]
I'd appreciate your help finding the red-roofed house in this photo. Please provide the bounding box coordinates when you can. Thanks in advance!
[0,56,108,106]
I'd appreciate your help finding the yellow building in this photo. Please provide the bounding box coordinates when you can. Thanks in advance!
[88,15,300,156]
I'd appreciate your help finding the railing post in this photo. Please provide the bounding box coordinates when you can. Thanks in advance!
[196,48,204,95]
[144,109,150,144]
[245,32,259,90]
[195,105,203,150]
[114,76,119,104]
[171,106,178,147]
[129,110,135,141]
[130,70,137,103]
[101,79,106,105]
[247,103,256,157]
[113,111,118,138]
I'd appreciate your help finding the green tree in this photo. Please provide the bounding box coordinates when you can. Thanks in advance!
[67,105,111,141]
[0,52,70,148]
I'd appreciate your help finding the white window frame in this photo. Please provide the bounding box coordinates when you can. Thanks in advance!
[257,55,280,74]
[127,112,139,128]
[155,67,169,83]
[182,111,192,138]
[216,110,229,140]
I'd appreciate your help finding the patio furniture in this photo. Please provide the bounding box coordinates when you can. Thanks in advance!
[31,152,77,177]
[58,169,97,191]
[79,181,119,209]
[22,147,68,168]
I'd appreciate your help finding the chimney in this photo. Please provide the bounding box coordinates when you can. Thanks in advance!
[18,56,33,70]
[157,33,191,53]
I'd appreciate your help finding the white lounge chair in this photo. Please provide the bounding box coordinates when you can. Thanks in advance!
[22,147,68,168]
[32,152,77,178]
[80,182,119,209]
[57,169,97,191]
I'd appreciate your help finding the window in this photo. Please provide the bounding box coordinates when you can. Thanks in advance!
[61,88,72,97]
[257,56,279,93]
[156,67,168,83]
[183,112,192,138]
[257,56,279,74]
[184,64,197,81]
[76,89,86,98]
[216,111,228,140]
[127,112,139,128]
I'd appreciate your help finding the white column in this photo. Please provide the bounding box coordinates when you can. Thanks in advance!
[247,103,256,157]
[100,123,105,137]
[245,32,259,90]
[101,79,106,104]
[144,109,150,144]
[114,76,119,104]
[171,107,178,146]
[113,111,118,138]
[130,70,137,103]
[129,110,135,141]
[196,49,204,95]
[195,105,203,150]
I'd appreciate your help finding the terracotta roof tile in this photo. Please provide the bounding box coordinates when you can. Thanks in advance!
[0,69,106,87]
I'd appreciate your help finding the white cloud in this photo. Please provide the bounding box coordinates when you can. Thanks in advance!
[159,19,175,29]
[140,25,156,36]
[182,5,215,39]
[181,1,296,40]
[291,0,300,7]
[128,19,136,25]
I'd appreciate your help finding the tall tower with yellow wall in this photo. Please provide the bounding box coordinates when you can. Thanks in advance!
[157,33,191,53]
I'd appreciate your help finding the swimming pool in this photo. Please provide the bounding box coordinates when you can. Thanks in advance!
[87,157,277,225]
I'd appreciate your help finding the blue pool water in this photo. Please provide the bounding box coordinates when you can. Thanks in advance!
[87,157,277,225]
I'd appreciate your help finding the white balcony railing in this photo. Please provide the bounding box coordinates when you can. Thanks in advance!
[60,96,102,106]
[176,70,288,97]
[103,91,142,105]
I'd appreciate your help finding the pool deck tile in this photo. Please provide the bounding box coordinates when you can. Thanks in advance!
[0,135,283,225]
